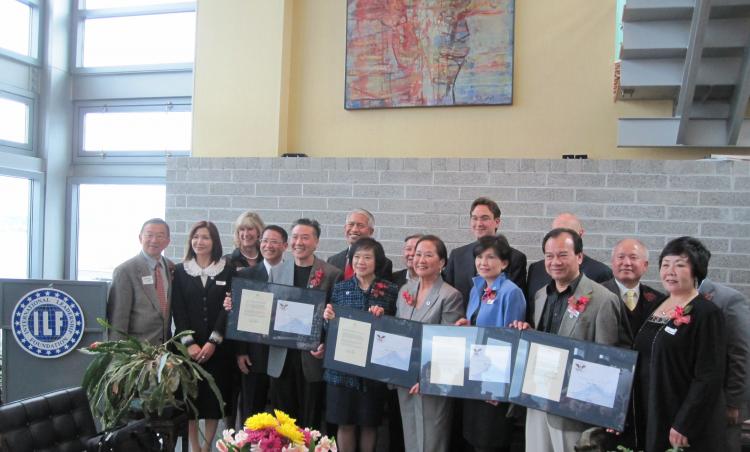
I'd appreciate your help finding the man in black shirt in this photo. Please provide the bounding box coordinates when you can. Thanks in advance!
[526,213,613,307]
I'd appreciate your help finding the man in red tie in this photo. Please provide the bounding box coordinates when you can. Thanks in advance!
[327,208,393,280]
[107,218,174,345]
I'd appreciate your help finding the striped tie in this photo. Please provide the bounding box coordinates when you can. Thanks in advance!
[154,263,169,316]
[625,289,637,311]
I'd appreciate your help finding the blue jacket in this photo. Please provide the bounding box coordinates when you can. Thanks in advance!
[466,273,526,328]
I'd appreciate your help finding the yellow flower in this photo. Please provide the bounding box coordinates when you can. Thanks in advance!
[245,412,278,431]
[274,409,297,427]
[275,422,304,445]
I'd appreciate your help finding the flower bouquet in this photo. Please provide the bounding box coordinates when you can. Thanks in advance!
[217,410,337,452]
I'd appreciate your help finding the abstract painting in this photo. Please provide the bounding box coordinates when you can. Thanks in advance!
[345,0,515,109]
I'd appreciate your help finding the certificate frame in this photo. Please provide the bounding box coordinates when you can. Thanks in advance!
[419,325,521,401]
[226,277,326,351]
[323,305,422,388]
[508,330,637,431]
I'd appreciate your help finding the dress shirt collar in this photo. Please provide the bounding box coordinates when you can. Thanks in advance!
[140,251,163,270]
[614,278,640,300]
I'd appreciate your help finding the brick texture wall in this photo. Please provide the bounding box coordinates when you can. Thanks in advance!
[165,157,750,298]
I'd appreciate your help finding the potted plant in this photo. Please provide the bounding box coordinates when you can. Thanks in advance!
[81,318,223,429]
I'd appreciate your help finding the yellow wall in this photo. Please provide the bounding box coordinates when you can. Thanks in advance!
[193,0,727,159]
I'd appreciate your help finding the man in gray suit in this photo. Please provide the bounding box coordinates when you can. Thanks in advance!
[267,218,342,428]
[691,239,750,452]
[511,228,628,452]
[107,218,173,345]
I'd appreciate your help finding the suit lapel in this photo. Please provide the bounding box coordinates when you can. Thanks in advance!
[414,278,444,322]
[533,290,546,328]
[558,276,593,337]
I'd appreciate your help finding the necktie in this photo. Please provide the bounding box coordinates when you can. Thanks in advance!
[154,263,169,317]
[624,289,637,311]
[344,261,355,280]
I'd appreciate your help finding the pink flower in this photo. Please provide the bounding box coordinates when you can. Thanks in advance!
[672,305,692,326]
[643,291,657,302]
[309,269,324,288]
[402,291,415,306]
[481,287,497,303]
[371,281,389,298]
[567,295,591,313]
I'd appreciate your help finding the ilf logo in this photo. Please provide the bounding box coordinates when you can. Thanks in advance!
[12,288,85,358]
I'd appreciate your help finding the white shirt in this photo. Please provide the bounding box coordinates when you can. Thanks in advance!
[615,278,640,300]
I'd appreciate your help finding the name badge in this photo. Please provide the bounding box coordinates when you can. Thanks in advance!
[486,298,495,305]
[664,326,677,335]
[216,280,226,286]
[142,275,154,285]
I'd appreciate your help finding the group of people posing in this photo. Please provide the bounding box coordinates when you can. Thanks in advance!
[106,197,750,452]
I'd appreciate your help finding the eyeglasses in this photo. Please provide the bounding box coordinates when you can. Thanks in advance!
[260,239,284,246]
[142,233,168,240]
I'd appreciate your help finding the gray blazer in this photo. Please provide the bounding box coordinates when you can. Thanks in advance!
[531,274,627,431]
[532,274,627,347]
[700,278,750,408]
[266,256,342,381]
[106,253,174,345]
[396,277,464,326]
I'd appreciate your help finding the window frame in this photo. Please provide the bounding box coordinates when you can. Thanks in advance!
[0,167,44,279]
[72,1,196,75]
[0,0,42,65]
[67,176,166,280]
[73,97,192,164]
[0,86,36,154]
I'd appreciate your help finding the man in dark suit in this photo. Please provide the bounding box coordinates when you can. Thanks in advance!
[327,208,393,280]
[391,233,422,288]
[233,225,288,420]
[526,213,612,304]
[444,197,527,303]
[693,239,750,452]
[268,218,343,429]
[512,228,628,452]
[107,218,173,345]
[602,238,665,340]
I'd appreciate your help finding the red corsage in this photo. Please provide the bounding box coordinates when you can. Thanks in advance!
[643,291,657,302]
[567,295,591,316]
[402,291,415,306]
[481,287,497,304]
[371,281,389,298]
[671,305,692,326]
[309,269,324,288]
[701,291,714,301]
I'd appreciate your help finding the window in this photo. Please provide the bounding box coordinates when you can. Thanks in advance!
[76,1,196,70]
[75,183,166,281]
[0,174,31,278]
[80,103,191,155]
[0,0,32,57]
[0,95,29,145]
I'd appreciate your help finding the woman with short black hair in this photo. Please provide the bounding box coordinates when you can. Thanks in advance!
[633,236,726,451]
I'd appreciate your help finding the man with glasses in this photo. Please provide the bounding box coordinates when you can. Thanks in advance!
[233,225,289,420]
[107,218,174,345]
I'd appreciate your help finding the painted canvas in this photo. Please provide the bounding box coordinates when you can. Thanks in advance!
[345,0,515,109]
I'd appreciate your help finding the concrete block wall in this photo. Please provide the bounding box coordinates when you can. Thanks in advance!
[165,157,750,298]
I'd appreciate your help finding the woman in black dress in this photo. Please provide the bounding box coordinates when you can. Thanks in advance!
[172,220,235,452]
[633,236,726,452]
[322,237,398,452]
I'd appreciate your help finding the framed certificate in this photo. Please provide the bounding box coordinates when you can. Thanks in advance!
[419,325,521,401]
[226,277,326,351]
[508,330,638,431]
[323,305,422,388]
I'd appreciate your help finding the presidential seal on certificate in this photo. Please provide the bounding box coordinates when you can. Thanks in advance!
[508,330,637,431]
[323,305,422,388]
[419,325,520,401]
[226,278,326,351]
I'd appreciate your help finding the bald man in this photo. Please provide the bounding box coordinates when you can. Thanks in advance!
[526,213,613,304]
[601,239,665,336]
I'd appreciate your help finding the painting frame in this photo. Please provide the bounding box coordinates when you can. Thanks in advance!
[344,0,515,110]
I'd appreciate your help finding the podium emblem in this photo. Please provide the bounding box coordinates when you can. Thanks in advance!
[12,288,85,358]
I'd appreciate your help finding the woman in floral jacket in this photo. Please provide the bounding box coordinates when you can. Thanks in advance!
[322,237,398,452]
